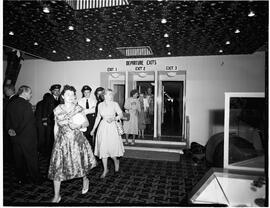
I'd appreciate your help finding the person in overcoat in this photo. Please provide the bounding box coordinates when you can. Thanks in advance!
[3,84,17,163]
[6,85,43,184]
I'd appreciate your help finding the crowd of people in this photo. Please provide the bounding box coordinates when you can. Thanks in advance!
[3,83,154,203]
[122,87,154,144]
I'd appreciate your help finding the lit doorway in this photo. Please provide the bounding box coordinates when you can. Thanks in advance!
[136,81,155,137]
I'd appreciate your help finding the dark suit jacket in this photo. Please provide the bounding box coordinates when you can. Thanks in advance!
[3,94,18,130]
[6,97,37,146]
[41,94,60,124]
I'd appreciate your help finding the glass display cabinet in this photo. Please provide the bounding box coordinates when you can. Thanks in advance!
[190,92,266,207]
[224,92,265,172]
[189,168,266,206]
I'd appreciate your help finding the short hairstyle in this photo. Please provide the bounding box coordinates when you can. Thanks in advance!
[130,89,138,97]
[104,88,113,96]
[94,87,105,97]
[17,85,31,96]
[61,85,76,96]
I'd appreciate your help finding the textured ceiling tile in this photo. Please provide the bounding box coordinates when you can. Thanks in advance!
[3,0,268,61]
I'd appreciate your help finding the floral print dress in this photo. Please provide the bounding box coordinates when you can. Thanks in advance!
[48,104,96,181]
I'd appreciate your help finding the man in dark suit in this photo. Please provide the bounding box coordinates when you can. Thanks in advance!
[6,85,43,184]
[35,93,51,155]
[41,84,61,156]
[3,84,17,163]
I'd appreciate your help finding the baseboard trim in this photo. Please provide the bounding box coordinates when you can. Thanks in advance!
[122,139,186,146]
[124,146,184,154]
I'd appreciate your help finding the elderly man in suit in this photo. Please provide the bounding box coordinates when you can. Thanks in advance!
[42,84,61,156]
[6,85,43,184]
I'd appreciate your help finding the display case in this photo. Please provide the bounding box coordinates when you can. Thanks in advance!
[189,92,266,206]
[224,92,265,172]
[189,168,266,206]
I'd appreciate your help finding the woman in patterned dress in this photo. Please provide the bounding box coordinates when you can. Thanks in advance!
[123,89,140,145]
[138,92,146,138]
[48,85,96,203]
[90,89,124,178]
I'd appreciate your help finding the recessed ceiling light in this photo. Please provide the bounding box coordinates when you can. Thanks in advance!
[67,56,70,59]
[164,33,169,38]
[166,44,170,48]
[99,48,103,51]
[161,18,167,24]
[86,38,91,42]
[34,42,38,46]
[167,52,171,55]
[9,31,14,36]
[248,11,255,17]
[43,6,50,13]
[108,54,112,58]
[235,29,240,34]
[219,49,223,53]
[68,25,74,30]
[52,50,56,53]
[225,41,230,45]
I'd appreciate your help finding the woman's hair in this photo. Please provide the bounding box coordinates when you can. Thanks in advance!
[130,89,138,97]
[61,85,76,96]
[94,87,105,99]
[104,88,113,96]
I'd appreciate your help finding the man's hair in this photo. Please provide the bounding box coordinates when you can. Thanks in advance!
[130,89,138,97]
[17,85,31,95]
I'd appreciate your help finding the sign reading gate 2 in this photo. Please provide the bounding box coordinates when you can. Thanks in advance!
[126,59,157,71]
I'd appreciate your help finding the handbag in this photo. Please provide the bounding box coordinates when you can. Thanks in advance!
[115,120,124,136]
[122,112,130,121]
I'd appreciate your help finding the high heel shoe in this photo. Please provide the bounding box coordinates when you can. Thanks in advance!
[51,196,61,203]
[82,178,89,194]
[100,170,109,179]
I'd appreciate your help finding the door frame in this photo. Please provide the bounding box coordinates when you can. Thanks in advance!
[157,71,186,140]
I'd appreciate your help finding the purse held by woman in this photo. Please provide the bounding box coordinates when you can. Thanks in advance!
[122,112,130,121]
[115,120,124,136]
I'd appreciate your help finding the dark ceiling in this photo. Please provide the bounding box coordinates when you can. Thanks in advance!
[3,0,268,62]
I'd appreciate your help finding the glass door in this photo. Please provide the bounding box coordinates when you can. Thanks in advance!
[128,71,156,138]
[157,71,186,142]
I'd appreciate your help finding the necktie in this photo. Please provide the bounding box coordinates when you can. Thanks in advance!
[86,99,89,109]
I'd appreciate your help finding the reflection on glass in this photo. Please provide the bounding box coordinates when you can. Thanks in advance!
[229,97,265,169]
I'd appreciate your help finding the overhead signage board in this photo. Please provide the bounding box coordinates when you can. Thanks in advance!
[126,59,157,71]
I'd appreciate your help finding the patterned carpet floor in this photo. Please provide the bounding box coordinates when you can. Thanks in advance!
[3,154,209,206]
